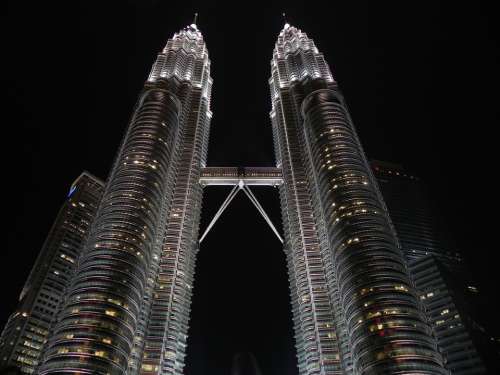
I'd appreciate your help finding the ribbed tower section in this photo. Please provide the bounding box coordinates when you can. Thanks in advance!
[270,25,344,375]
[137,24,212,375]
[38,24,211,375]
[270,24,446,375]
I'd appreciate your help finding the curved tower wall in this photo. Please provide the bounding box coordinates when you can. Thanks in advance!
[270,24,446,375]
[270,25,344,375]
[38,24,212,375]
[138,24,212,375]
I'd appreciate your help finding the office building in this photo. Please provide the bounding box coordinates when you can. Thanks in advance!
[0,172,104,373]
[372,160,487,374]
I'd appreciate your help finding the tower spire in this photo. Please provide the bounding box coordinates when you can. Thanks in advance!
[193,12,198,26]
[282,12,290,29]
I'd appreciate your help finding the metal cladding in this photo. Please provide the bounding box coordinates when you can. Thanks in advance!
[270,24,345,375]
[37,23,212,375]
[269,24,446,375]
[138,23,212,375]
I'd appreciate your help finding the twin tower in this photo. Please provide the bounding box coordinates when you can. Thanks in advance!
[37,23,446,375]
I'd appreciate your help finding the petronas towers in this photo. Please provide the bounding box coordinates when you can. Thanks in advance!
[1,21,447,375]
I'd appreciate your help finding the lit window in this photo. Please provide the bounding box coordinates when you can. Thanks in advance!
[94,350,108,358]
[142,364,153,371]
[165,351,176,359]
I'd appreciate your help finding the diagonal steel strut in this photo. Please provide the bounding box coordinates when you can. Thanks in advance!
[199,182,284,244]
[199,184,239,244]
[241,185,284,244]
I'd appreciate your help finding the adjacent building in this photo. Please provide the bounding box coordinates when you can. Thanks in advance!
[371,160,487,374]
[0,172,104,374]
[370,160,461,264]
[410,257,486,374]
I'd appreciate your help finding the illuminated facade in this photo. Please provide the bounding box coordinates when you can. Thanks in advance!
[269,24,446,374]
[2,21,453,375]
[37,23,212,375]
[0,172,104,374]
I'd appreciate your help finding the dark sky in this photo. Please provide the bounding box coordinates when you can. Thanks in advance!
[2,1,499,374]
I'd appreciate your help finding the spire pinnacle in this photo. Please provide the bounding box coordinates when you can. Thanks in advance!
[282,12,290,29]
[193,12,198,25]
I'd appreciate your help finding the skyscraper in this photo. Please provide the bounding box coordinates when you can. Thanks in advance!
[269,24,445,374]
[37,23,212,375]
[0,172,104,374]
[410,257,486,374]
[370,160,461,264]
[371,160,487,374]
[2,20,451,375]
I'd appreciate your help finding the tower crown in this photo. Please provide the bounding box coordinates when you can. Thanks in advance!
[147,24,212,97]
[165,23,206,57]
[269,25,334,93]
[276,24,317,56]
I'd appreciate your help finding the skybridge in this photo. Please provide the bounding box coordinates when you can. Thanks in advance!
[198,167,284,244]
[199,167,283,186]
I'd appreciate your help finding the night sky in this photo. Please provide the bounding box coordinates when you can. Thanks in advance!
[2,1,499,374]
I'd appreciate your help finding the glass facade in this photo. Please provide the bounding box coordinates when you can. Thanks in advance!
[0,172,104,374]
[371,160,487,374]
[370,160,461,264]
[411,257,486,374]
